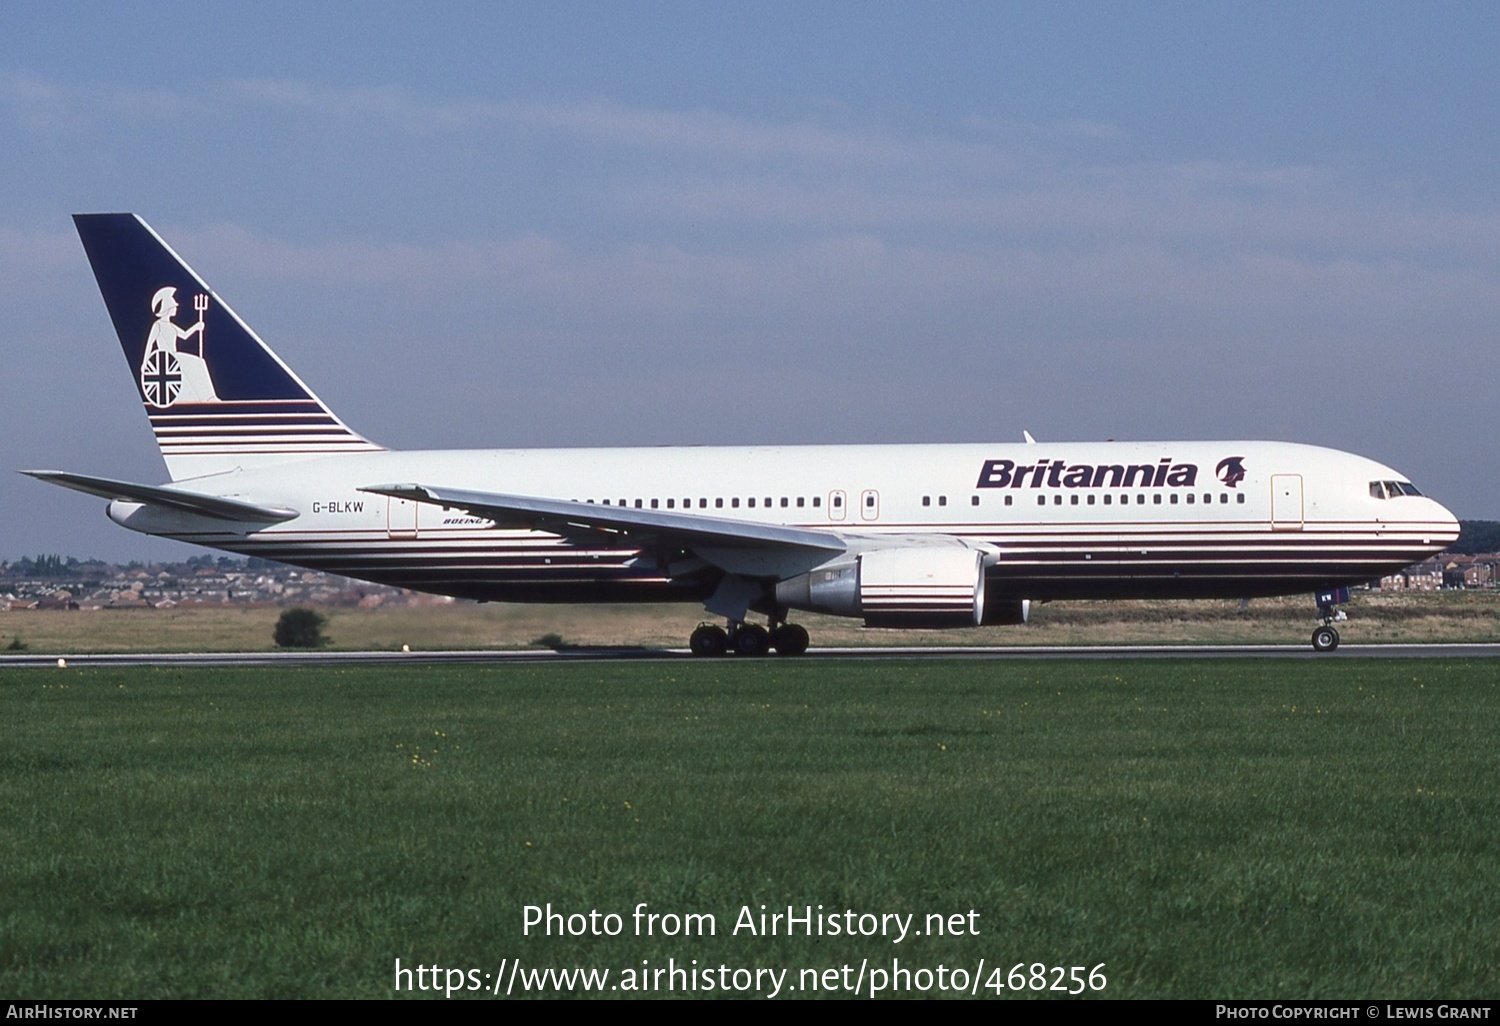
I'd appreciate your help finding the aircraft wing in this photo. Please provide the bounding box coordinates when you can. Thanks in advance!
[21,470,299,523]
[360,482,847,577]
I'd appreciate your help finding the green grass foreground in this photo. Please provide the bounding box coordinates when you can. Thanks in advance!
[2,659,1497,999]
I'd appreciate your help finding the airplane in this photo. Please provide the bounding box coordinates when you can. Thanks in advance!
[23,213,1460,655]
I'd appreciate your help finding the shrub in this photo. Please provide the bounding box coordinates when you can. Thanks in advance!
[273,607,329,648]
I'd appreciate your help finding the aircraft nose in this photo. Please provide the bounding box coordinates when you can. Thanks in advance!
[1429,497,1461,545]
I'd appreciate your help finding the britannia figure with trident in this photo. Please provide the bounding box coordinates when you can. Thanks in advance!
[140,286,218,406]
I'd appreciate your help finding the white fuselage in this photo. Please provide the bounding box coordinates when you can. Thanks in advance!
[109,439,1458,606]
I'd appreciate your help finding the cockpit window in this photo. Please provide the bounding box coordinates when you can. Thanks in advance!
[1371,480,1423,499]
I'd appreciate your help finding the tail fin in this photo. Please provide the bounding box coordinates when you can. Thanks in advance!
[73,213,383,480]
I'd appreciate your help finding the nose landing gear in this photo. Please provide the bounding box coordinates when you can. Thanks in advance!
[1311,586,1350,652]
[1312,623,1340,652]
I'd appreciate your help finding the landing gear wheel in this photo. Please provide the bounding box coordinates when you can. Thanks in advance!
[770,623,810,656]
[1311,625,1340,652]
[690,624,728,657]
[733,624,770,657]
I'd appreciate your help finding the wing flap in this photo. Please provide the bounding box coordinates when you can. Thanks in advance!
[22,470,298,523]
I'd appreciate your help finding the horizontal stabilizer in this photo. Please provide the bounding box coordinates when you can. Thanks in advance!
[360,483,847,556]
[21,470,298,523]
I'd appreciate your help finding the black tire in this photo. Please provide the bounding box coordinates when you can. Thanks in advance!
[732,624,770,657]
[689,624,728,657]
[771,623,810,656]
[1311,625,1339,652]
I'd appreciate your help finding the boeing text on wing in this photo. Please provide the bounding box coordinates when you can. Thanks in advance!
[23,214,1459,654]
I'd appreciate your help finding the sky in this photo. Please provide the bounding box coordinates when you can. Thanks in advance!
[4,1,1499,562]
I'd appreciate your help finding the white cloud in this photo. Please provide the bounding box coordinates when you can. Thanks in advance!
[0,72,203,133]
[12,71,1498,267]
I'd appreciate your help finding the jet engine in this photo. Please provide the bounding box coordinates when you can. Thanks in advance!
[775,547,986,628]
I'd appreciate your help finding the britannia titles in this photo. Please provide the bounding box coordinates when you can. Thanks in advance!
[977,458,1199,490]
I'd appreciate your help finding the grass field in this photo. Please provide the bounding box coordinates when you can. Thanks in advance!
[2,658,1498,999]
[4,590,1500,653]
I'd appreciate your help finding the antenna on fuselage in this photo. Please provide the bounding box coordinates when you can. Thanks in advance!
[1023,431,1037,444]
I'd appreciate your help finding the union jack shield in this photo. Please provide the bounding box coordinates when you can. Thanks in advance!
[141,350,183,407]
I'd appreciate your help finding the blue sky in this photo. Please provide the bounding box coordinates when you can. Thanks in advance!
[4,2,1499,561]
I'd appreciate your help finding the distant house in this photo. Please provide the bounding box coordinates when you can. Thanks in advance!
[1427,553,1500,589]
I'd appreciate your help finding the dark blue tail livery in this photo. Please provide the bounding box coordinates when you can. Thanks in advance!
[73,214,382,478]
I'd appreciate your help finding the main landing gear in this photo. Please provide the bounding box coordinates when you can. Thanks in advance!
[1311,587,1350,653]
[689,619,810,657]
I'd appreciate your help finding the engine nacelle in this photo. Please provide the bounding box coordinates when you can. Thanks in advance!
[775,547,987,628]
[774,556,861,618]
[980,596,1030,626]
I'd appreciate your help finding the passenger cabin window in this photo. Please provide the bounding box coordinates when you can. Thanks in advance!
[813,497,821,508]
[922,496,931,507]
[971,496,979,506]
[732,498,740,508]
[797,497,805,508]
[938,496,947,507]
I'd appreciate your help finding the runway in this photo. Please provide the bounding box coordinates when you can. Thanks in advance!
[5,643,1500,668]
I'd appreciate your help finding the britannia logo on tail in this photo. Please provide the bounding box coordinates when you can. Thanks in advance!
[1216,456,1247,488]
[140,286,218,407]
